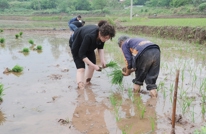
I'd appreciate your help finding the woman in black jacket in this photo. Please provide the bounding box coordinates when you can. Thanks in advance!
[69,20,115,89]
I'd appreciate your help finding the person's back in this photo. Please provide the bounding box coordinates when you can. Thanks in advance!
[68,15,82,31]
[70,21,85,31]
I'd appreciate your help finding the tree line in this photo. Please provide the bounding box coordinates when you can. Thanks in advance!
[0,0,206,12]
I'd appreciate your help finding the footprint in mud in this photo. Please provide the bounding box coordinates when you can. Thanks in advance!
[47,74,62,80]
[47,96,62,103]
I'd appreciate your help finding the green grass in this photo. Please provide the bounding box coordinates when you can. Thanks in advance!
[0,38,5,43]
[0,29,3,32]
[22,48,29,53]
[12,65,23,72]
[121,17,206,28]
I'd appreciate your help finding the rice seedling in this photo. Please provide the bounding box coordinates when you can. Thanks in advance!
[180,96,194,115]
[109,94,117,107]
[0,38,5,44]
[127,87,133,100]
[22,48,29,53]
[15,34,19,39]
[29,39,34,45]
[108,69,123,85]
[150,117,155,132]
[0,84,4,102]
[106,61,118,68]
[12,65,23,72]
[19,32,23,37]
[194,125,206,134]
[140,105,146,118]
[201,104,205,116]
[190,106,195,123]
[121,125,132,134]
[36,45,42,50]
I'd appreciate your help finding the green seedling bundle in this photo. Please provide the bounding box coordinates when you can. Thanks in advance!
[29,39,34,45]
[37,45,42,50]
[23,48,29,53]
[15,34,19,39]
[0,38,5,44]
[0,84,4,102]
[109,69,123,85]
[12,65,23,72]
[106,61,118,68]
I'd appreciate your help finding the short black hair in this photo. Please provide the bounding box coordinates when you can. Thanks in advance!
[77,15,81,18]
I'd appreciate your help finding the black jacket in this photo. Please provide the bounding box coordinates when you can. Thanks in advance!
[71,25,104,60]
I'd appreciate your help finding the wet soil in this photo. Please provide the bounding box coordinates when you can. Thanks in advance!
[0,22,206,133]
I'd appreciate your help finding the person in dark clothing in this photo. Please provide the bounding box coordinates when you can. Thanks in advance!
[118,35,160,98]
[69,20,115,89]
[68,15,81,31]
[70,20,85,32]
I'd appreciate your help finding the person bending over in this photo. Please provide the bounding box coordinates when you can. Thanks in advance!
[69,20,115,89]
[118,35,160,98]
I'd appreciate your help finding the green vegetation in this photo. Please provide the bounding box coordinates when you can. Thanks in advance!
[0,84,4,102]
[0,29,3,32]
[22,48,29,53]
[0,0,205,17]
[0,38,5,43]
[29,39,34,45]
[109,69,123,85]
[194,125,206,134]
[106,61,118,68]
[12,65,23,72]
[36,45,42,50]
[19,31,23,37]
[15,34,19,39]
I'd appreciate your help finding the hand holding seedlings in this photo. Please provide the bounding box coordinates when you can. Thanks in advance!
[122,67,135,76]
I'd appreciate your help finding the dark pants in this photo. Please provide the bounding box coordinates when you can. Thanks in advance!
[132,48,160,91]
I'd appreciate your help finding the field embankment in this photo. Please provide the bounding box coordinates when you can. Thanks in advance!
[117,25,206,45]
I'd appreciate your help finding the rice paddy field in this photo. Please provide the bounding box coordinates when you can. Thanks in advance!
[0,17,206,134]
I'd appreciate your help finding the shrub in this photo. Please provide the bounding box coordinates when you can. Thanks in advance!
[198,3,206,11]
[0,29,3,32]
[12,65,23,72]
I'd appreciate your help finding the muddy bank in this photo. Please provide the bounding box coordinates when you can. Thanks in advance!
[117,25,206,45]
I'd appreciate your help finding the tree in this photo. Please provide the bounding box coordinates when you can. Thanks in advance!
[75,0,91,10]
[92,0,108,11]
[0,0,9,11]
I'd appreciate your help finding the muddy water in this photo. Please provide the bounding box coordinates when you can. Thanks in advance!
[0,27,206,134]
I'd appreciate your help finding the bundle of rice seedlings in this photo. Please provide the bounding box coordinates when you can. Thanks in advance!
[0,38,5,44]
[19,32,23,37]
[109,69,123,85]
[12,65,23,72]
[106,61,118,68]
[0,84,4,102]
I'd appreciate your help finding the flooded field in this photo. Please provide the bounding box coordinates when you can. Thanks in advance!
[0,20,206,134]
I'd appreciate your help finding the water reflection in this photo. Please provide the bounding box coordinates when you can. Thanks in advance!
[0,110,6,125]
